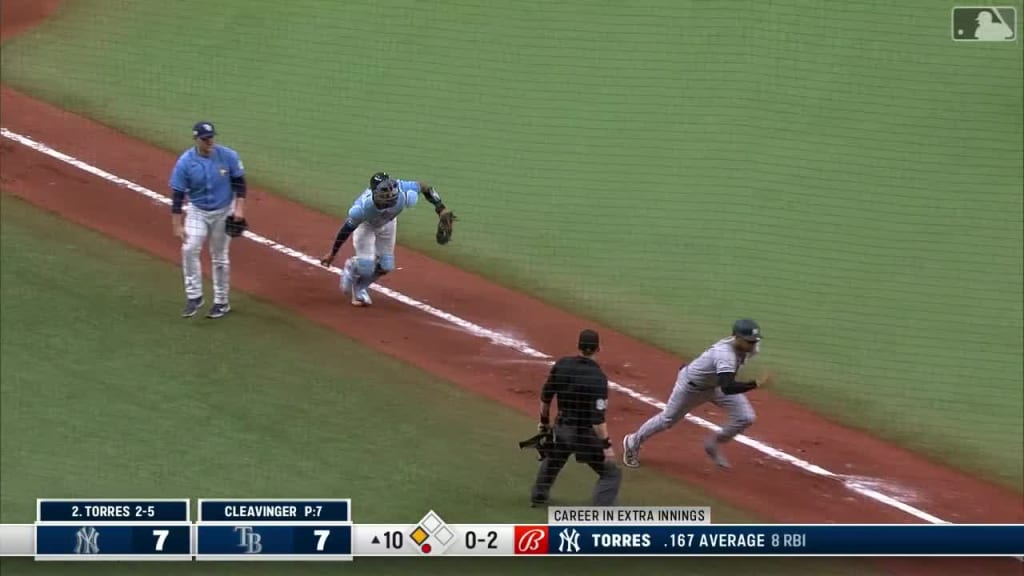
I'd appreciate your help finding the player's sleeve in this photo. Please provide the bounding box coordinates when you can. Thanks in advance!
[169,156,189,214]
[714,350,739,375]
[169,156,189,193]
[346,196,370,224]
[716,349,758,394]
[397,179,420,207]
[227,148,245,178]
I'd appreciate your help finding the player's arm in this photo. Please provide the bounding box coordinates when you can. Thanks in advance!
[714,354,759,395]
[319,216,362,267]
[717,372,758,395]
[320,198,368,266]
[228,149,247,218]
[169,159,188,239]
[538,359,565,430]
[414,181,450,215]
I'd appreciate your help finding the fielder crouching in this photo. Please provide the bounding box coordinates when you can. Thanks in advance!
[319,172,455,306]
[529,329,622,507]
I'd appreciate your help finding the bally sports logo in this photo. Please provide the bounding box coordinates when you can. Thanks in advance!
[514,525,549,554]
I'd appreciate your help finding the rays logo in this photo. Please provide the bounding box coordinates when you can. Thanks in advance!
[234,526,263,553]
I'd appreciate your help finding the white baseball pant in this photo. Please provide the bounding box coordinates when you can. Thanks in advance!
[182,204,232,304]
[349,219,397,289]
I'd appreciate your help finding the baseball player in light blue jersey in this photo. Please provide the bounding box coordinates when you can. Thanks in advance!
[319,172,453,306]
[622,319,774,469]
[169,121,247,319]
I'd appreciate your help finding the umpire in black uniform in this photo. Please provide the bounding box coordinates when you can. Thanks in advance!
[530,329,622,507]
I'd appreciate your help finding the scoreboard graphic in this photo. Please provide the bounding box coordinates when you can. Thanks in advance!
[1,500,1020,560]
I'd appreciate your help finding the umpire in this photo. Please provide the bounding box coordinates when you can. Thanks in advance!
[530,329,622,507]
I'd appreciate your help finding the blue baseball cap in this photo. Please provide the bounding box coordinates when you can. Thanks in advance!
[192,121,216,139]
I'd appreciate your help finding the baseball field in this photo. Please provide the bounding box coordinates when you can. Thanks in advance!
[1,0,1021,574]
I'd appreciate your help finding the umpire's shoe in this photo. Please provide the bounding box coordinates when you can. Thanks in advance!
[181,297,204,318]
[206,303,231,319]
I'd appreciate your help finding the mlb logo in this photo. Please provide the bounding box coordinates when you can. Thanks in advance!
[513,525,549,554]
[952,7,1017,41]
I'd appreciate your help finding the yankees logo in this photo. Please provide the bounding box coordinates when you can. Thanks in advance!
[513,525,549,554]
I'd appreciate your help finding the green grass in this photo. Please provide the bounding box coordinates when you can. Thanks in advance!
[0,194,877,576]
[1,0,1021,488]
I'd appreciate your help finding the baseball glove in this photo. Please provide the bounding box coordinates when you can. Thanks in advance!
[225,214,248,238]
[436,210,456,245]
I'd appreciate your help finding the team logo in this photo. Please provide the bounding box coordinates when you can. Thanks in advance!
[513,526,548,554]
[557,528,581,553]
[73,526,100,554]
[235,526,263,553]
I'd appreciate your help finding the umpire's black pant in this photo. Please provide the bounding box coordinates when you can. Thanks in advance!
[530,424,622,506]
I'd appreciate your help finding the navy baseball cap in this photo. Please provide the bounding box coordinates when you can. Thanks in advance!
[578,329,600,351]
[192,121,216,139]
[732,319,762,342]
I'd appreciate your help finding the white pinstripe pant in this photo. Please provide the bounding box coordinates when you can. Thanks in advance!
[182,204,232,304]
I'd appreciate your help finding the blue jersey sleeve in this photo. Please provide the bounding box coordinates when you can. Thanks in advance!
[169,155,189,192]
[226,148,245,178]
[397,179,420,207]
[347,193,371,223]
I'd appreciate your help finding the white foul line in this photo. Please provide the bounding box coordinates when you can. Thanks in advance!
[1,127,948,525]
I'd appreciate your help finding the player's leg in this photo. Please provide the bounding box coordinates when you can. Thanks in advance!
[623,376,714,468]
[180,207,209,317]
[206,206,232,318]
[370,219,397,285]
[529,425,572,507]
[349,223,377,306]
[704,391,757,468]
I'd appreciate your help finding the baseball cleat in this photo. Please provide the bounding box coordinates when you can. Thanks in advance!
[704,437,731,469]
[622,433,640,468]
[352,288,372,307]
[206,303,231,319]
[181,297,204,318]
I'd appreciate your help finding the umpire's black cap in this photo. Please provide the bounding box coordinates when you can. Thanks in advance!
[578,329,600,353]
[732,319,762,342]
